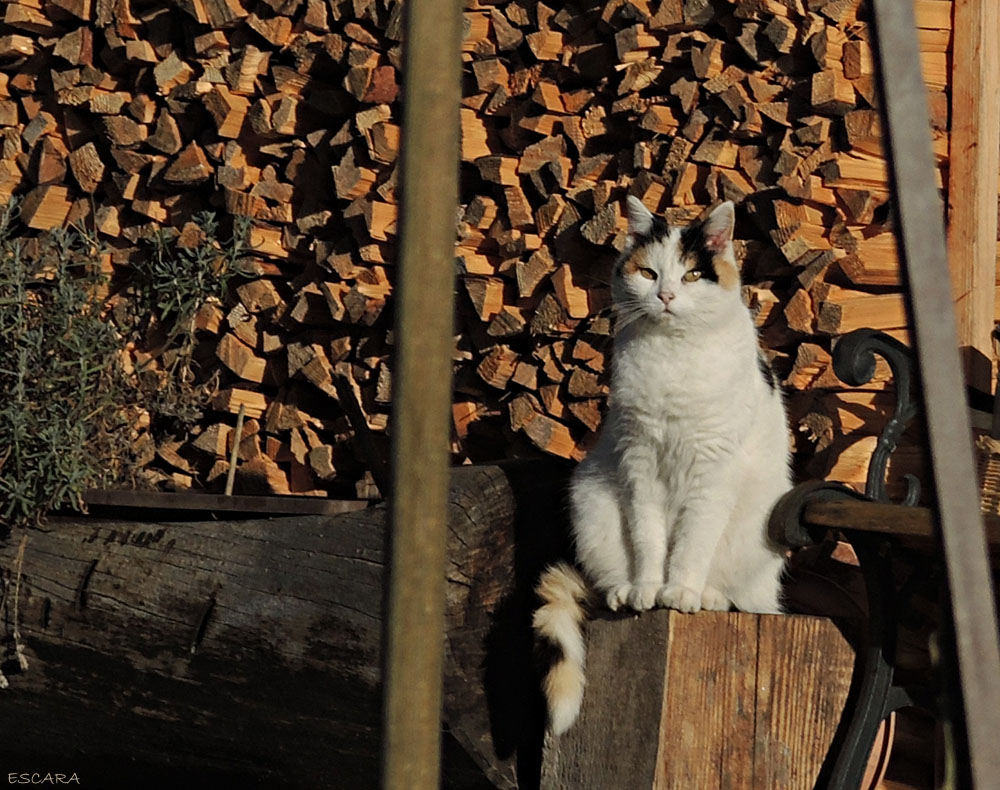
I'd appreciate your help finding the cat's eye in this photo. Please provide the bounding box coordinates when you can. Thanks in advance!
[682,270,702,283]
[638,267,658,280]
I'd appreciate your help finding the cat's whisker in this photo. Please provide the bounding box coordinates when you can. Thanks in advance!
[613,308,642,327]
[615,304,646,319]
[612,301,650,332]
[576,272,612,287]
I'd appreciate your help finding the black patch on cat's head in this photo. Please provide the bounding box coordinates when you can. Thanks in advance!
[757,353,777,391]
[632,215,670,249]
[678,221,719,283]
[618,215,670,278]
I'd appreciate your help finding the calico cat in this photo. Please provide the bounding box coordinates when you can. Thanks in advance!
[533,197,792,736]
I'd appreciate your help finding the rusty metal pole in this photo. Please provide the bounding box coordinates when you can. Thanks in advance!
[869,2,1000,787]
[381,0,462,788]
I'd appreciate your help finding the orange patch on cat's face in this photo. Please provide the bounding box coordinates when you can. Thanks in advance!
[679,252,740,291]
[621,246,650,276]
[711,254,740,290]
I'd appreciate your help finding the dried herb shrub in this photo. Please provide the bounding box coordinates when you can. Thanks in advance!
[133,212,251,331]
[0,204,252,531]
[0,200,136,530]
[127,212,253,428]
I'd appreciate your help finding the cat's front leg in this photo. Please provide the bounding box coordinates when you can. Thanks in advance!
[619,443,668,612]
[604,584,632,612]
[660,457,739,614]
[570,460,632,612]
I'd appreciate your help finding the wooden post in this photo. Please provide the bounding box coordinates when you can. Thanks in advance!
[946,0,1000,393]
[223,403,245,496]
[541,611,857,790]
[380,0,462,788]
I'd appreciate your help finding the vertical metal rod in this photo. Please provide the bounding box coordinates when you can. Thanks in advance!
[869,2,1000,787]
[381,0,462,788]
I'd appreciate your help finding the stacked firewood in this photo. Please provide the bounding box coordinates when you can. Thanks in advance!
[0,0,955,497]
[453,0,952,490]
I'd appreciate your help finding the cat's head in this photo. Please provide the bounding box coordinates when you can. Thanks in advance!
[612,197,740,331]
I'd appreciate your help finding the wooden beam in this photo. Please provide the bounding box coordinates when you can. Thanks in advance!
[81,489,369,516]
[802,500,1000,549]
[946,0,1000,392]
[3,463,569,787]
[381,1,462,789]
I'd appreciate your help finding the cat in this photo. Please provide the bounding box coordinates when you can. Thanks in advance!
[533,197,792,736]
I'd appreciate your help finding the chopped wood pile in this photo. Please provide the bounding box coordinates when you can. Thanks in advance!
[0,0,956,498]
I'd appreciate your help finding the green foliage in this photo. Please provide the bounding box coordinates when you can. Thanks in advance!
[132,212,252,331]
[0,204,252,530]
[128,212,253,425]
[0,201,134,529]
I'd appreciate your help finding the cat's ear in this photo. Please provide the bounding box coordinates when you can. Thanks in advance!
[625,195,654,238]
[702,201,735,253]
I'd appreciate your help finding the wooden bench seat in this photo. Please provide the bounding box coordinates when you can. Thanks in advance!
[801,500,1000,550]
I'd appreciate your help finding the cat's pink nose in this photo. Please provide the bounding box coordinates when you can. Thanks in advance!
[659,291,675,307]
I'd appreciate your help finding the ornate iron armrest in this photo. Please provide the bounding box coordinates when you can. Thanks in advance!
[830,328,922,506]
[769,326,923,554]
[768,328,925,790]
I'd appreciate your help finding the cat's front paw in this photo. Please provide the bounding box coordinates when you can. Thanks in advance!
[700,585,731,612]
[657,584,702,613]
[627,582,660,612]
[605,584,631,612]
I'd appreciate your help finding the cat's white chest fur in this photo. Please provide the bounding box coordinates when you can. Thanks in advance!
[614,319,758,438]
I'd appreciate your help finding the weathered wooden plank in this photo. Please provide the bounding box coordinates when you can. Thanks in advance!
[82,488,370,516]
[657,612,758,789]
[0,463,569,789]
[802,500,1000,548]
[540,610,670,789]
[946,0,1000,392]
[753,616,855,789]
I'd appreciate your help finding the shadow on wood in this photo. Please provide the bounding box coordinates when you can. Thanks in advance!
[0,462,571,789]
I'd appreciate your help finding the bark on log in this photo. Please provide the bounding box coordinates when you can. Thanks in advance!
[0,462,571,789]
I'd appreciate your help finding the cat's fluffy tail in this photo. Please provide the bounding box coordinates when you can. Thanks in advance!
[533,562,593,736]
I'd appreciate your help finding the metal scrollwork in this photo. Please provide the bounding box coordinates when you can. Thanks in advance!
[832,329,921,506]
[767,479,871,549]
